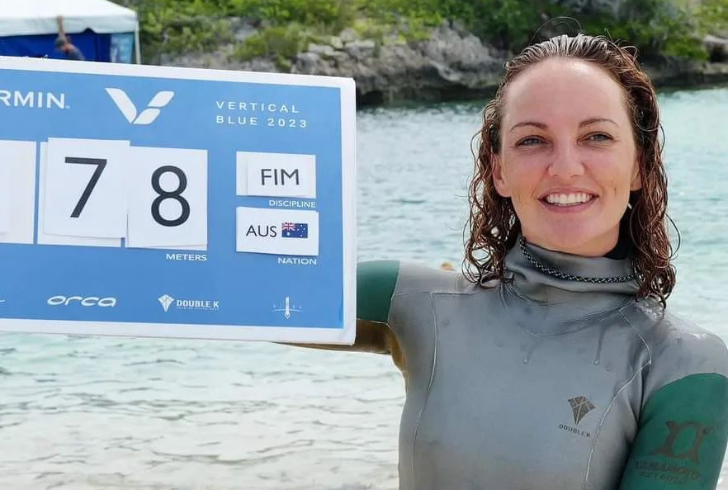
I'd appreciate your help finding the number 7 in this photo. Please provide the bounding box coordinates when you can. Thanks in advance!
[65,157,107,218]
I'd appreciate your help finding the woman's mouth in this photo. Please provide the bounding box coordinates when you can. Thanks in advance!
[544,192,595,206]
[540,192,597,211]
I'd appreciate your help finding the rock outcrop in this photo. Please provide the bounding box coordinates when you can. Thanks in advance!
[161,19,728,106]
[705,34,728,62]
[163,22,507,104]
[291,24,506,104]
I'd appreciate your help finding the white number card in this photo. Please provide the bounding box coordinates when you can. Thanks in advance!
[0,140,36,243]
[43,138,130,239]
[127,146,208,249]
[0,156,8,232]
[37,143,122,248]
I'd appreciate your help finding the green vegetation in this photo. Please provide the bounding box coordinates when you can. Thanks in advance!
[232,24,309,70]
[111,0,235,62]
[111,0,728,65]
[580,0,727,61]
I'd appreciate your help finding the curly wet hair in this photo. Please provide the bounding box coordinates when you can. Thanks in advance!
[464,34,676,305]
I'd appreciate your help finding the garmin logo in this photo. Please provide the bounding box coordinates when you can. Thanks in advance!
[0,90,66,109]
[47,295,117,307]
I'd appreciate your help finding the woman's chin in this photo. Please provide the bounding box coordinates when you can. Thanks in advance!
[526,228,616,257]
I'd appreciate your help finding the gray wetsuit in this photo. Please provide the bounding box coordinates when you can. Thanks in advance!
[353,237,728,489]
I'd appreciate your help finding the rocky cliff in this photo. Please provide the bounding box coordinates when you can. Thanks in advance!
[162,20,728,105]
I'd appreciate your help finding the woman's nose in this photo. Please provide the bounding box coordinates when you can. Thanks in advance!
[547,142,584,180]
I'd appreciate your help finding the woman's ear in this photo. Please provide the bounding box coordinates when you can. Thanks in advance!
[630,159,642,191]
[492,155,512,197]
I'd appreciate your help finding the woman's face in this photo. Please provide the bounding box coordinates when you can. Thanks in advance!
[493,58,642,257]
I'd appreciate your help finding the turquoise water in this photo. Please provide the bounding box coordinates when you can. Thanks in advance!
[0,85,726,489]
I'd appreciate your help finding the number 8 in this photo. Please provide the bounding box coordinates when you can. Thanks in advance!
[151,165,190,227]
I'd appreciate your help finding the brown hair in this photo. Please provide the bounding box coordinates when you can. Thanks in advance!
[464,33,676,305]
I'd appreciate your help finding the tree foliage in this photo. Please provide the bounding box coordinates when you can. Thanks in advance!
[111,0,727,64]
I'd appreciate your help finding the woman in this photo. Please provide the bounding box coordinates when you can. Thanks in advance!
[347,34,728,489]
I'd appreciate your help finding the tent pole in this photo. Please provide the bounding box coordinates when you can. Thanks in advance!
[134,27,141,64]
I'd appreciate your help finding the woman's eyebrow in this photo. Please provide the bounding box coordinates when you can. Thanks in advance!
[509,118,618,132]
[580,117,618,127]
[509,121,547,132]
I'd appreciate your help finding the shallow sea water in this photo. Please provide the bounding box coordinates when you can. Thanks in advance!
[0,85,727,489]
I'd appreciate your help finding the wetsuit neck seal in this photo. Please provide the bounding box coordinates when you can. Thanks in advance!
[518,237,636,285]
[502,236,639,335]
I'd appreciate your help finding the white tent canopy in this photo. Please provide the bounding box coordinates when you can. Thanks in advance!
[0,0,138,37]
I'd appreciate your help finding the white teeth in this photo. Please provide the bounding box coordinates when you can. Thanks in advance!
[545,193,594,206]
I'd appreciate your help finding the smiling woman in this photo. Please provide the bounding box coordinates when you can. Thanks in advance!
[492,59,642,257]
[308,34,728,490]
[467,35,678,305]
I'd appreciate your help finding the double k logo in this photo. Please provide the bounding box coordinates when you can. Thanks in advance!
[106,88,174,125]
[569,396,596,425]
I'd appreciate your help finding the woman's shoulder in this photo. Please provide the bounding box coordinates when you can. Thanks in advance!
[623,298,728,395]
[659,308,728,373]
[358,260,480,299]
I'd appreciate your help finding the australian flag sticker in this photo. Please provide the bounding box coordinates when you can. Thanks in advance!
[282,222,308,238]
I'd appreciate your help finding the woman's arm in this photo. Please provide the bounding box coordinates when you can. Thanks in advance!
[619,373,728,489]
[282,260,406,373]
[289,318,404,373]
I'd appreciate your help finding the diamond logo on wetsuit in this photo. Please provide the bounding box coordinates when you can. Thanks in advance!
[558,397,598,438]
[569,396,596,425]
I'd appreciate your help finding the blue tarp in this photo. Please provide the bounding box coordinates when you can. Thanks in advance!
[0,29,111,61]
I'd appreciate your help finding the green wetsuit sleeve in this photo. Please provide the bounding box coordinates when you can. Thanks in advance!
[619,373,728,489]
[357,260,400,323]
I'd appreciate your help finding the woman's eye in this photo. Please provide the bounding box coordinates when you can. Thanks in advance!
[517,137,543,146]
[587,133,612,142]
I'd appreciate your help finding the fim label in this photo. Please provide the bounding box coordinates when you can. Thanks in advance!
[237,151,316,199]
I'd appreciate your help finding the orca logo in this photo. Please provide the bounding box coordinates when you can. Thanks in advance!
[47,296,117,307]
[106,88,174,125]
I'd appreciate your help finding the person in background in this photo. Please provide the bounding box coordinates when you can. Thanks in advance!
[54,16,85,61]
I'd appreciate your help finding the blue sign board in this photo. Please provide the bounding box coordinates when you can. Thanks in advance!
[0,57,356,344]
